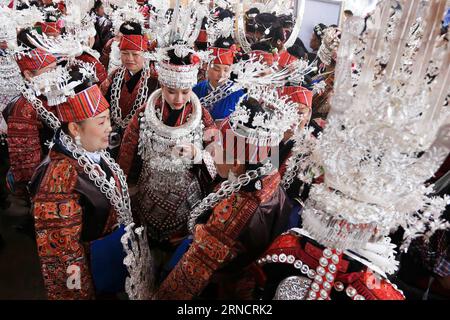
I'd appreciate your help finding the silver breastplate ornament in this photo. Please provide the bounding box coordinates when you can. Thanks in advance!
[135,89,205,241]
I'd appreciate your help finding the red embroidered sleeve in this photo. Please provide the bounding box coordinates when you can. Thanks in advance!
[154,194,259,300]
[32,157,95,300]
[7,97,43,186]
[117,107,142,177]
[350,270,405,300]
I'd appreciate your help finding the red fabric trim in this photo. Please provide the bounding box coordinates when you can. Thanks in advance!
[250,50,277,66]
[6,96,54,185]
[76,53,107,84]
[16,48,57,73]
[58,85,109,123]
[196,30,208,43]
[38,22,61,35]
[279,86,313,108]
[210,47,235,66]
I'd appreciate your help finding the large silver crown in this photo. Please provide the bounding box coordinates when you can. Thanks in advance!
[300,0,450,251]
[110,2,146,34]
[63,0,97,45]
[148,0,209,48]
[26,62,96,106]
[0,7,18,43]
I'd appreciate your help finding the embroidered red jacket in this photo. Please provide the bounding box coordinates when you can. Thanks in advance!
[101,67,158,127]
[30,150,118,300]
[118,99,218,178]
[154,172,292,300]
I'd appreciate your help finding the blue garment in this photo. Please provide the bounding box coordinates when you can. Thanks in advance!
[287,204,303,230]
[53,130,128,295]
[445,8,450,27]
[193,80,245,120]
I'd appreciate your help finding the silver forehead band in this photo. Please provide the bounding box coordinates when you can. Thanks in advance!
[156,61,199,89]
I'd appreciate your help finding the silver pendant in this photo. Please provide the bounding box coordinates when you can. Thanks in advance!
[273,276,312,300]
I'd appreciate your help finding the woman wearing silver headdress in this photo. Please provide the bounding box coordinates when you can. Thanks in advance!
[5,29,58,198]
[0,15,22,209]
[29,73,130,299]
[154,95,297,300]
[117,44,218,282]
[310,26,341,122]
[257,0,450,301]
[100,21,158,158]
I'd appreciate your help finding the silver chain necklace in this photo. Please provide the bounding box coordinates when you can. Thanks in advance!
[109,66,151,129]
[59,133,133,225]
[199,80,236,111]
[21,85,133,225]
[188,161,273,233]
[281,152,307,190]
[21,85,61,131]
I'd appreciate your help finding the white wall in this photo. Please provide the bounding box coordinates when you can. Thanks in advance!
[298,0,343,52]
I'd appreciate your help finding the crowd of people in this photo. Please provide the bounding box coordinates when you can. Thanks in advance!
[0,0,449,300]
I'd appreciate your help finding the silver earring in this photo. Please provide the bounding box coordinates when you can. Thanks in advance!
[75,135,82,147]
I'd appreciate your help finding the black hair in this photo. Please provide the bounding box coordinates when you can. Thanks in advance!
[254,13,285,44]
[166,8,174,21]
[246,20,257,33]
[119,21,143,35]
[217,8,234,20]
[441,24,449,37]
[313,23,328,41]
[45,14,59,23]
[344,10,354,16]
[241,98,265,128]
[201,16,208,29]
[60,122,71,133]
[255,13,278,31]
[278,14,294,28]
[246,7,260,17]
[16,0,40,10]
[213,36,235,49]
[17,28,37,49]
[69,69,95,94]
[245,8,260,33]
[287,39,307,59]
[240,98,272,174]
[250,41,272,53]
[194,41,208,51]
